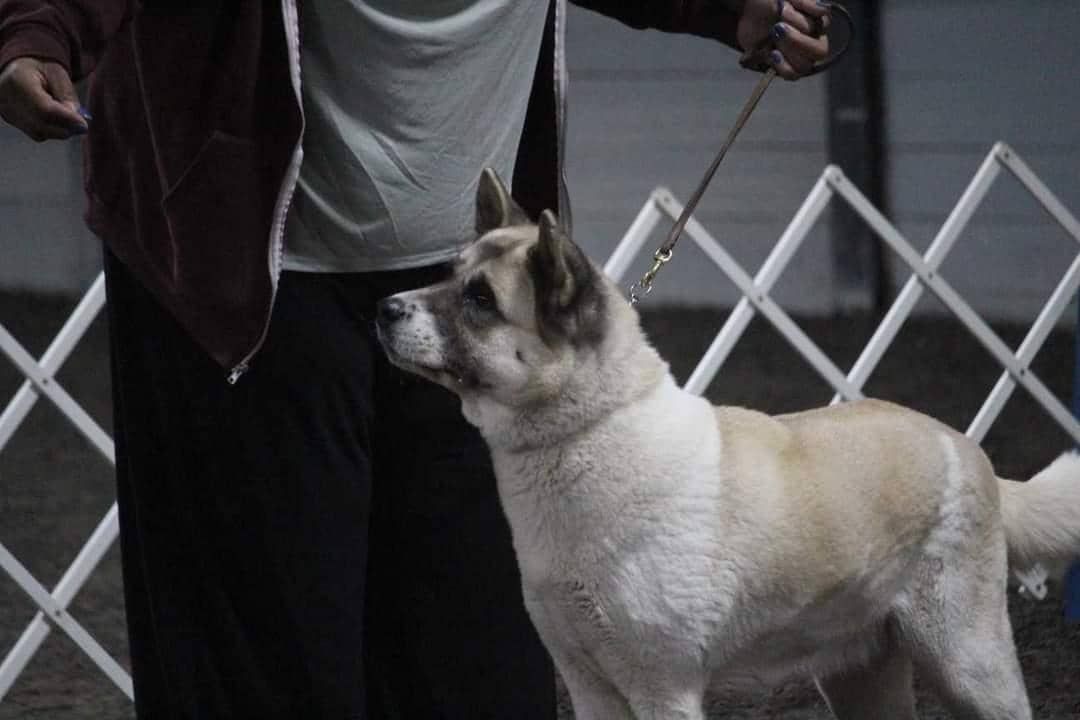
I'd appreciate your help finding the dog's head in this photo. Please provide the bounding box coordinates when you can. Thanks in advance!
[375,169,613,410]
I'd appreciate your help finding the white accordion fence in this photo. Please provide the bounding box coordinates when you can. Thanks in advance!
[0,141,1077,702]
[0,273,131,699]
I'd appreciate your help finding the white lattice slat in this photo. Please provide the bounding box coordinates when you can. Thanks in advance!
[0,274,132,700]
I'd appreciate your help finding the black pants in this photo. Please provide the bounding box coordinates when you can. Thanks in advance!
[104,251,555,719]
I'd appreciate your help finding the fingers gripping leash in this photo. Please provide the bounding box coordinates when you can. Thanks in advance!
[627,2,854,306]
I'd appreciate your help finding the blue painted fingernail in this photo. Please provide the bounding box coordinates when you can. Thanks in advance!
[771,23,786,42]
[817,0,833,7]
[770,50,783,67]
[77,105,92,121]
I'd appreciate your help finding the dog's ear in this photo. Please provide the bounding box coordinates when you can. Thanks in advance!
[530,210,605,345]
[533,210,580,308]
[476,168,529,235]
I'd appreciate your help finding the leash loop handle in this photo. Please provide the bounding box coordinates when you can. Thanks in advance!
[806,2,854,76]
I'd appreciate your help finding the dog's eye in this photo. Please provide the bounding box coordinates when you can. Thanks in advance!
[464,277,496,311]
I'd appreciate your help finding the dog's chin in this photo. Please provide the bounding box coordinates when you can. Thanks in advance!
[408,363,458,390]
[380,348,464,395]
[382,345,448,385]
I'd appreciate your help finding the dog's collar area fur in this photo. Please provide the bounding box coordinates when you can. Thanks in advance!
[463,326,669,454]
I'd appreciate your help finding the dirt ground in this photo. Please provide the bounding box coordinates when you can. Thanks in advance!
[1,292,1078,719]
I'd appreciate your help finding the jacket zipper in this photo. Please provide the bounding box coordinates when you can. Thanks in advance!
[227,0,306,384]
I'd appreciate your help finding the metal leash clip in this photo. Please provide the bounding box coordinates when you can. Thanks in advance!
[629,248,673,305]
[629,2,854,305]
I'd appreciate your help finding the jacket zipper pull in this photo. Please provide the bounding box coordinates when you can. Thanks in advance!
[226,362,249,385]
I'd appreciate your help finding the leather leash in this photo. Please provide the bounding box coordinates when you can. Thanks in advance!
[629,2,854,304]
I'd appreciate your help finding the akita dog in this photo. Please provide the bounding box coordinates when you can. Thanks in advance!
[375,169,1080,719]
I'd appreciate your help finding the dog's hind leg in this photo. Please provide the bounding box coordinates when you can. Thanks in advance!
[901,553,1032,720]
[895,441,1033,719]
[815,645,917,720]
[907,603,1031,720]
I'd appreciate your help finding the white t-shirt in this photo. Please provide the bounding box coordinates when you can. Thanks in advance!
[283,0,549,272]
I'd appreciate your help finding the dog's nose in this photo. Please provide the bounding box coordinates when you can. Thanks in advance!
[377,297,407,324]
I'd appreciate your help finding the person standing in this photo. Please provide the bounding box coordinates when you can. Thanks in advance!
[0,1,831,717]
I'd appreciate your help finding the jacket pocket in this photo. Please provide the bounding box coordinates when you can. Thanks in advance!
[160,131,275,311]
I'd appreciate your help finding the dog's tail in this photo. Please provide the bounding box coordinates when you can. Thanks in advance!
[999,452,1080,570]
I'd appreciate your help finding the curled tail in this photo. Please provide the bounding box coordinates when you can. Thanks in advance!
[999,452,1080,570]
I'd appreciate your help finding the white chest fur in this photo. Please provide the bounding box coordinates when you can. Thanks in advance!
[488,375,745,691]
[494,376,719,578]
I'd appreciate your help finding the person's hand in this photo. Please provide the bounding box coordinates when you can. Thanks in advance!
[0,58,89,141]
[737,0,831,80]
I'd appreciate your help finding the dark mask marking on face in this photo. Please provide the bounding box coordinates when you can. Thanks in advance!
[411,281,491,392]
[462,274,504,327]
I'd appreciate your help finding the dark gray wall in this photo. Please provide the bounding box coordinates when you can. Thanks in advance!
[880,0,1080,322]
[0,125,97,295]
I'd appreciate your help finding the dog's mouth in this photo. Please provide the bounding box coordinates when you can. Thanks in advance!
[378,334,440,377]
[378,336,460,387]
[376,323,492,393]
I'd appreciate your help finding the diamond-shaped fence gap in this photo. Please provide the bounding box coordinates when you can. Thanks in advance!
[859,316,1006,425]
[754,217,879,379]
[0,401,112,575]
[49,333,112,439]
[983,383,1075,480]
[0,292,75,360]
[926,228,1078,330]
[700,314,847,414]
[978,324,1075,478]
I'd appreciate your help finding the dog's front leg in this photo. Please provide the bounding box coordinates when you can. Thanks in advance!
[526,598,634,719]
[624,687,706,720]
[555,654,633,720]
